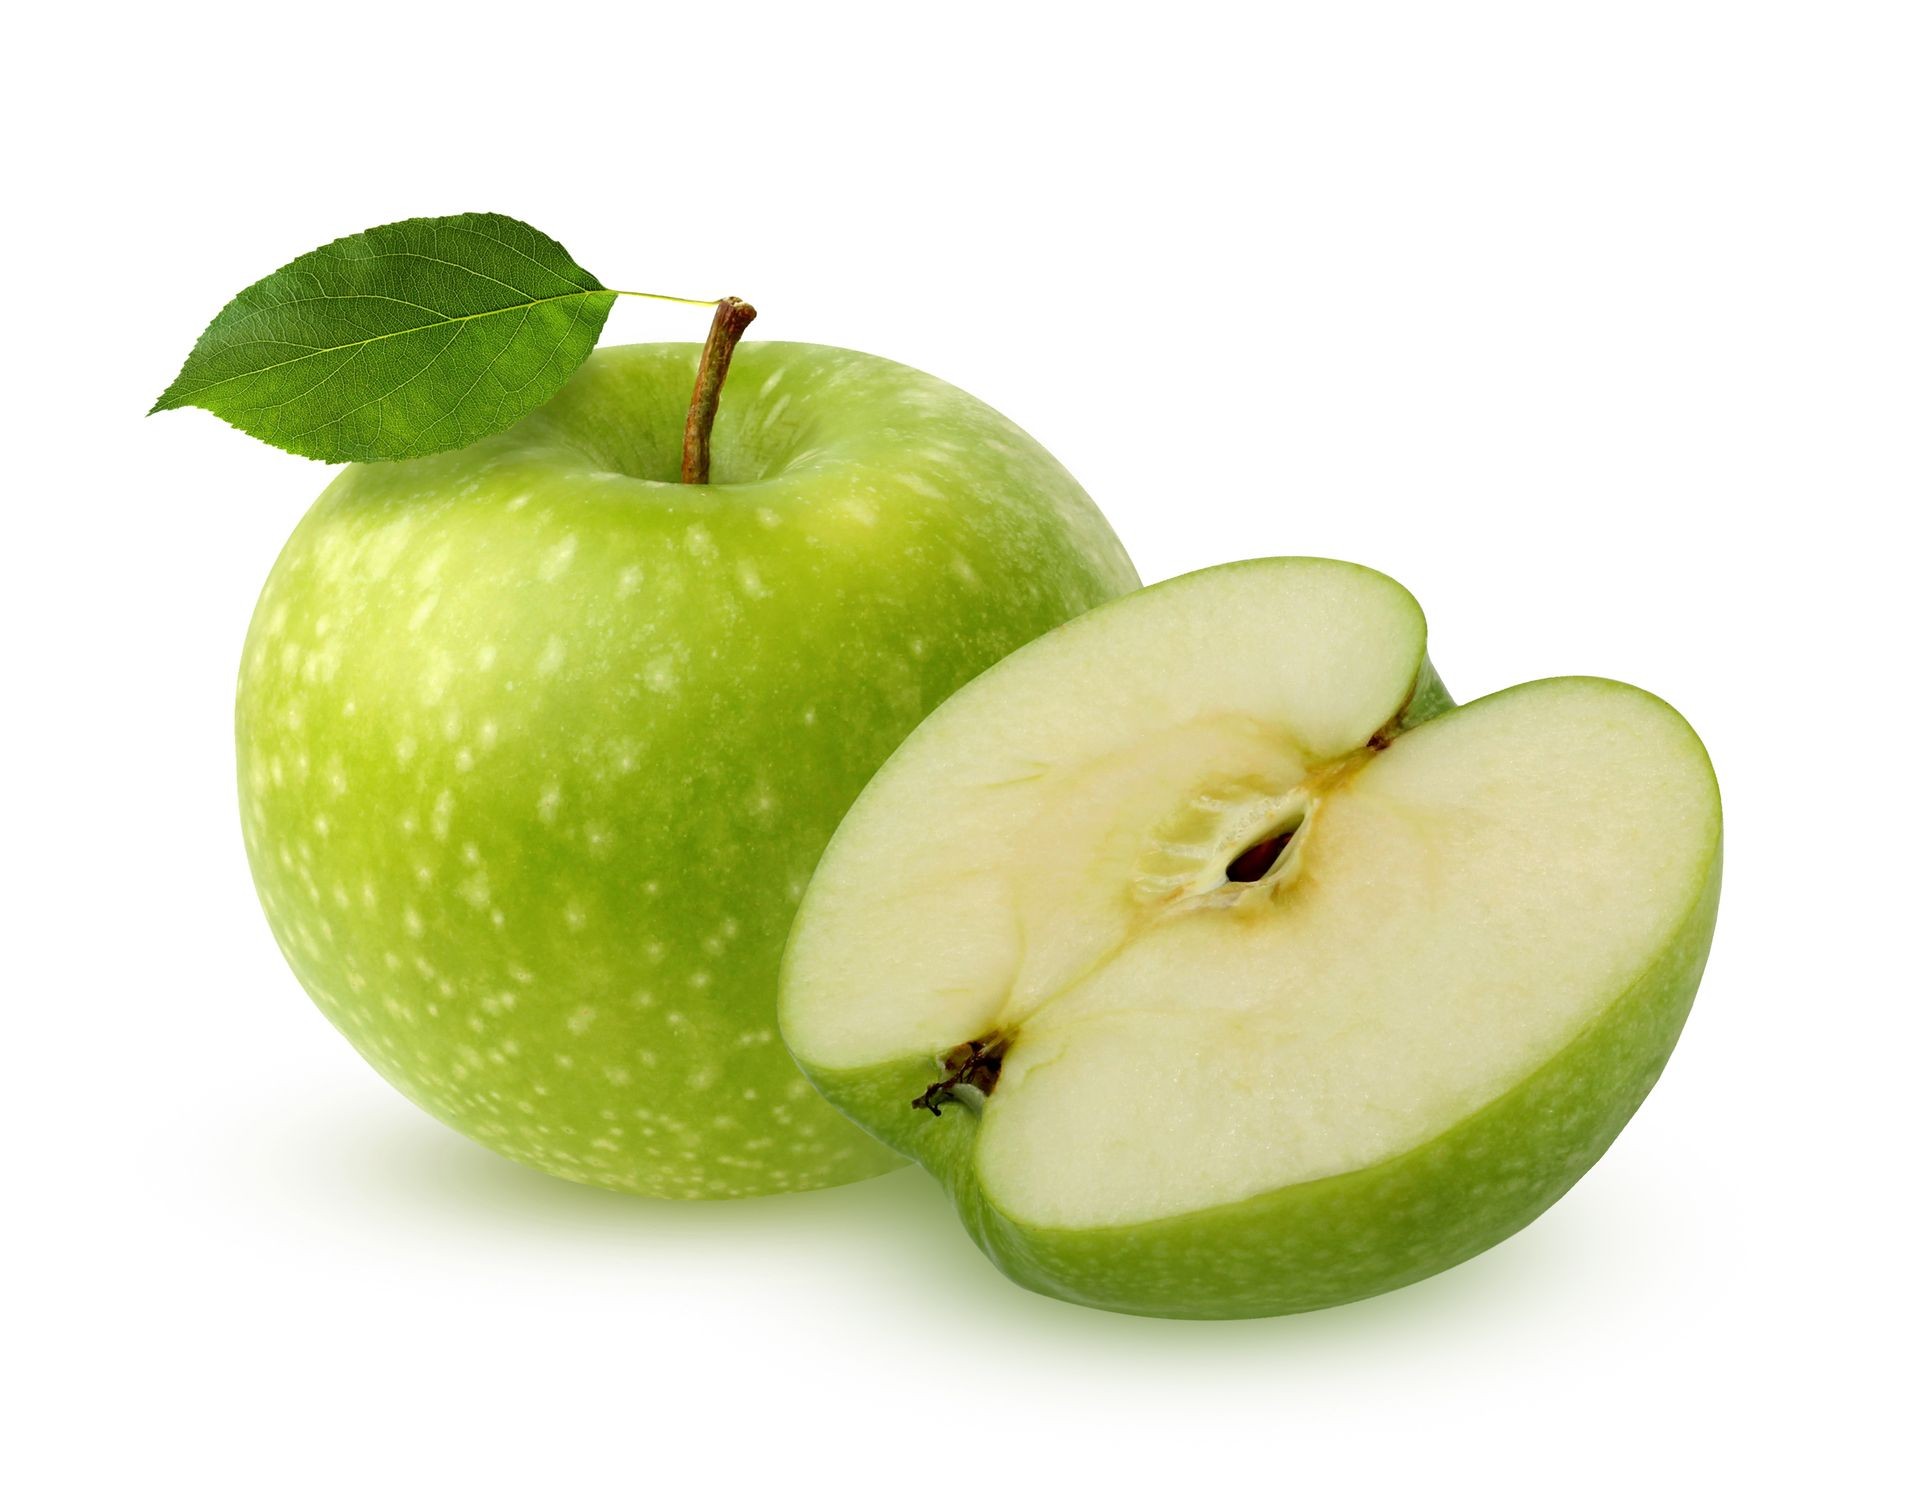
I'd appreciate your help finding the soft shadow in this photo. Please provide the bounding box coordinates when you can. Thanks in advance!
[275,1094,1644,1359]
[267,1090,989,1259]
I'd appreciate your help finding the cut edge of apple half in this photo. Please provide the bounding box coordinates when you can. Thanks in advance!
[779,557,1721,1313]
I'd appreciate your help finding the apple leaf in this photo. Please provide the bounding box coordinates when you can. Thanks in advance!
[151,213,617,463]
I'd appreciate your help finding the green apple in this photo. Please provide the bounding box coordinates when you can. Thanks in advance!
[780,558,1721,1316]
[237,341,1138,1198]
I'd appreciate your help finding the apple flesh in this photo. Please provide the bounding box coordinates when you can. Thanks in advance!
[237,342,1138,1197]
[780,558,1721,1315]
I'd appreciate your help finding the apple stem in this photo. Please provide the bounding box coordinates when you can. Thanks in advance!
[681,296,758,483]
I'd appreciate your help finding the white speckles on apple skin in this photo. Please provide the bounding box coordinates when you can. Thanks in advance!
[237,341,1138,1199]
[539,533,578,581]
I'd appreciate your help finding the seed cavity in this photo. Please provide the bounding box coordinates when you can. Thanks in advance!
[1226,830,1293,882]
[1223,802,1309,886]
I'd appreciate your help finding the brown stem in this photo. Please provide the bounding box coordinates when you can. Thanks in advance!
[681,296,758,483]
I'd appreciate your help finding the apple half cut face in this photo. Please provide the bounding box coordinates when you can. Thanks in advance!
[779,558,1721,1318]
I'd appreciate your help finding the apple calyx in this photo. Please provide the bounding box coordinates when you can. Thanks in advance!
[681,295,758,483]
[913,1035,1012,1116]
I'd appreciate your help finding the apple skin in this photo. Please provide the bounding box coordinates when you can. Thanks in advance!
[236,341,1138,1198]
[794,676,1720,1317]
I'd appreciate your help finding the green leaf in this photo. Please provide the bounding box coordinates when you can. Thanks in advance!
[152,213,617,463]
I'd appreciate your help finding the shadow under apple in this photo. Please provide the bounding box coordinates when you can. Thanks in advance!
[251,1086,1659,1360]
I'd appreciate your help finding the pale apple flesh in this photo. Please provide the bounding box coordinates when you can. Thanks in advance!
[237,342,1137,1199]
[780,558,1721,1316]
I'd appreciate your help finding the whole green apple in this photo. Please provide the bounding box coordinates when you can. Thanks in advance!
[238,341,1138,1197]
[781,558,1721,1315]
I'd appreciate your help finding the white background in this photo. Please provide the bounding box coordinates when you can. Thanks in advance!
[7,2,1915,1487]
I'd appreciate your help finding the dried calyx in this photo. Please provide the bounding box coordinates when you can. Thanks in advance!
[913,1035,1011,1116]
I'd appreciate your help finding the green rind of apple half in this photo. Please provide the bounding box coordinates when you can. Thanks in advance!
[237,341,1137,1199]
[781,560,1721,1317]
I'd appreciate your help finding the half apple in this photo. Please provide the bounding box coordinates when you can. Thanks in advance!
[780,558,1721,1318]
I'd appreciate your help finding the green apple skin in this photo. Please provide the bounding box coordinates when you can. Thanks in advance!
[236,341,1138,1198]
[796,677,1721,1317]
